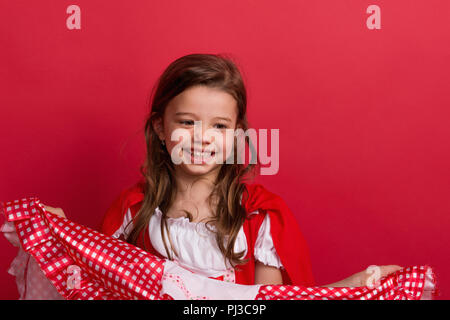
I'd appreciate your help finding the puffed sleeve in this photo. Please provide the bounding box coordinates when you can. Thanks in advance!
[110,207,134,240]
[253,214,285,269]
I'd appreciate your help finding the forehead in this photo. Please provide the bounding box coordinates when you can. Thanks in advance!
[166,85,237,119]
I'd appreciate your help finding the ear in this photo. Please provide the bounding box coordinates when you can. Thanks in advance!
[152,116,165,141]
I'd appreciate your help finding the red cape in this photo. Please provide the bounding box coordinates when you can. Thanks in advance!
[99,180,315,286]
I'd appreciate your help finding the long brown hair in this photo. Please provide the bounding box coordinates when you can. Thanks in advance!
[126,53,260,268]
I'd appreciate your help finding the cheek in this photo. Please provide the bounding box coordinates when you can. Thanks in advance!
[165,126,193,149]
[166,136,189,157]
[221,131,236,157]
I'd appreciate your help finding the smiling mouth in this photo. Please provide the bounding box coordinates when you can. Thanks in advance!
[181,148,217,164]
[183,148,216,157]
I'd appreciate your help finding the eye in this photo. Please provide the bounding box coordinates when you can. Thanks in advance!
[179,120,194,126]
[214,123,228,129]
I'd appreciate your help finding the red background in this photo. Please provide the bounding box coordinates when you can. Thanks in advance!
[1,0,449,299]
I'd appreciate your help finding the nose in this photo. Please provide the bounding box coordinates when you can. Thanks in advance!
[192,120,214,148]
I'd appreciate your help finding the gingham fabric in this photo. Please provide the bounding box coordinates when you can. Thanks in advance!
[1,197,437,300]
[255,264,437,300]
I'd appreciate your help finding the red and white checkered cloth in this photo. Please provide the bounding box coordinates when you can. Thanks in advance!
[1,197,438,300]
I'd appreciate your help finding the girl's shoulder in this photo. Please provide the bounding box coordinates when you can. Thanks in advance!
[120,179,146,206]
[99,179,146,235]
[110,179,147,214]
[241,182,289,217]
[241,182,316,286]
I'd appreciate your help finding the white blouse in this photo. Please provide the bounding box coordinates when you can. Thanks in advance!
[112,207,284,279]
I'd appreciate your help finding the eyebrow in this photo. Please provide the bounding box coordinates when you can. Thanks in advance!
[175,112,232,123]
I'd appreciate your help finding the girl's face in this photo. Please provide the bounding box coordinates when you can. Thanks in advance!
[154,85,239,177]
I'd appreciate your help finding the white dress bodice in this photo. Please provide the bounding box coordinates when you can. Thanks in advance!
[112,207,284,280]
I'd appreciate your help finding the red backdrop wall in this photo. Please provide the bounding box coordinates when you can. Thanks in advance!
[1,0,449,299]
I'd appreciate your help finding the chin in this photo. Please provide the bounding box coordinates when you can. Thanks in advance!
[179,162,221,176]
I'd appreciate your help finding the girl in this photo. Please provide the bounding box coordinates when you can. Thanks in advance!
[42,53,402,288]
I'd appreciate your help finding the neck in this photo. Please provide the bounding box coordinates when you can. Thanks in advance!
[173,166,220,204]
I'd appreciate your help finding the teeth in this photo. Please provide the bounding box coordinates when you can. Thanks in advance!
[185,149,213,157]
[193,151,211,157]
